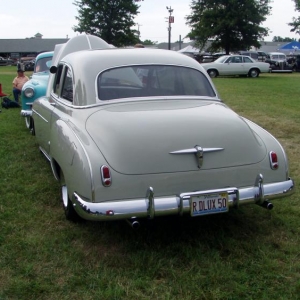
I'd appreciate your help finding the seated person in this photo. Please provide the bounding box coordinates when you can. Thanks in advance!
[12,69,29,102]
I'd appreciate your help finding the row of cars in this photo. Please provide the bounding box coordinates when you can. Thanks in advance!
[199,51,300,78]
[20,35,294,226]
[0,56,15,66]
[0,56,36,69]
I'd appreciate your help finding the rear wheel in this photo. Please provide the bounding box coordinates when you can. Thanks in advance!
[207,69,218,78]
[249,68,259,78]
[60,170,81,222]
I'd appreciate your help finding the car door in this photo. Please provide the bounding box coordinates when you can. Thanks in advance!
[222,56,244,75]
[49,65,75,156]
[33,96,56,155]
[242,56,255,73]
[33,64,67,155]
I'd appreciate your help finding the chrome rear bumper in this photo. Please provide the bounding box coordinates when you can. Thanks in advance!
[72,174,294,221]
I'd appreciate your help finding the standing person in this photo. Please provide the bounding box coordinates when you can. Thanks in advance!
[12,69,29,103]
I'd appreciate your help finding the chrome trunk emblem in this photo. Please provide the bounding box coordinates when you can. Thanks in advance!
[195,146,203,168]
[169,146,224,168]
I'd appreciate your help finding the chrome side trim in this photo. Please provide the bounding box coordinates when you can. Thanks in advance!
[32,109,48,123]
[39,146,51,161]
[71,176,294,221]
[39,146,59,181]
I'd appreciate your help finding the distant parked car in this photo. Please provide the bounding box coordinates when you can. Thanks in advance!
[31,35,294,225]
[0,56,14,66]
[201,52,226,63]
[237,51,259,61]
[257,51,268,61]
[24,59,35,71]
[202,55,271,78]
[265,52,292,72]
[266,52,286,62]
[289,54,300,72]
[20,51,53,130]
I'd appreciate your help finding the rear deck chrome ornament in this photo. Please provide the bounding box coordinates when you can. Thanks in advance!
[170,146,224,168]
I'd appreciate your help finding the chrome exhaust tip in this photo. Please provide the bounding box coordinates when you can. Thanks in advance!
[260,200,273,210]
[126,218,140,229]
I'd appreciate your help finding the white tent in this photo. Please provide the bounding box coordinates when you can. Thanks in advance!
[177,45,200,54]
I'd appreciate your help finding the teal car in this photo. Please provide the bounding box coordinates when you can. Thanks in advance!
[21,51,53,130]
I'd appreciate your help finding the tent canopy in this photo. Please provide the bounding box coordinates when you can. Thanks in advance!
[278,41,300,53]
[177,45,200,53]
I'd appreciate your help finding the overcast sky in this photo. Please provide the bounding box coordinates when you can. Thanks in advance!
[0,0,299,43]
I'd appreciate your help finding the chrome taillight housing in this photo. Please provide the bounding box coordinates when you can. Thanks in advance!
[101,165,112,187]
[269,151,278,170]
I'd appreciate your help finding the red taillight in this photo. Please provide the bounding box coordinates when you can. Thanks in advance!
[269,151,278,170]
[101,165,112,187]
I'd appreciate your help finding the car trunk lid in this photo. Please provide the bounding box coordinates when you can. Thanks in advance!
[86,100,267,175]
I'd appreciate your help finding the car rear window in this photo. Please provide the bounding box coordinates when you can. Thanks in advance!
[98,65,216,100]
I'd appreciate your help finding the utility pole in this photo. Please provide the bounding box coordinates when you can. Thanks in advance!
[179,35,183,50]
[166,6,174,50]
[136,23,142,40]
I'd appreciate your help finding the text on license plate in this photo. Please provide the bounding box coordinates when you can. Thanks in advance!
[191,192,228,216]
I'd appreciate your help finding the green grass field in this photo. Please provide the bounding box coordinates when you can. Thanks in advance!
[0,66,299,299]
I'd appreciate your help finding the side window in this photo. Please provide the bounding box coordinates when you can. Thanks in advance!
[235,57,242,63]
[53,64,64,96]
[61,67,73,102]
[225,57,232,63]
[243,57,252,63]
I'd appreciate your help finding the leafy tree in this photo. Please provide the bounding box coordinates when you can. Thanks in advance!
[73,0,140,47]
[186,0,271,54]
[272,36,295,42]
[142,39,158,45]
[289,0,300,35]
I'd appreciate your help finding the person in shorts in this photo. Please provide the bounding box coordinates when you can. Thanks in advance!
[12,69,29,102]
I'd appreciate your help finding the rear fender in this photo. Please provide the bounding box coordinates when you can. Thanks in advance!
[49,119,95,201]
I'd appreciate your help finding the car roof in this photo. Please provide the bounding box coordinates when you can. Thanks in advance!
[239,51,258,53]
[268,52,286,55]
[36,51,53,60]
[218,55,250,58]
[54,48,212,106]
[63,48,204,71]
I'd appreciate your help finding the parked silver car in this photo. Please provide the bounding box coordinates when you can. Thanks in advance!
[31,35,294,225]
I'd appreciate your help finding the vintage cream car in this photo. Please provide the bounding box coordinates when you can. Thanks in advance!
[31,35,294,226]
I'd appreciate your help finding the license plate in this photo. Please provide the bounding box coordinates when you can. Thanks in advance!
[190,192,228,216]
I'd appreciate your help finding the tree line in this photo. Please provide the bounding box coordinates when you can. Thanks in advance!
[73,0,300,53]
